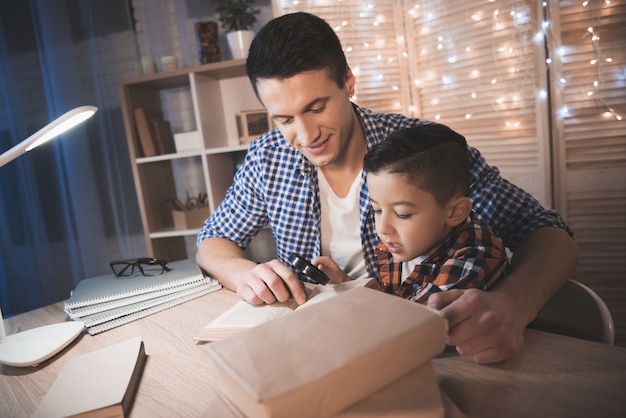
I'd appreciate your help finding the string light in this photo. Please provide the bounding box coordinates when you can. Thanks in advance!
[558,1,624,121]
[276,0,623,124]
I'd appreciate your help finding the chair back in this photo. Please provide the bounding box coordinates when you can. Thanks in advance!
[528,279,614,344]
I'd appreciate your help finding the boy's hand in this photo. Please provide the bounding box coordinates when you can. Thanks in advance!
[311,256,352,284]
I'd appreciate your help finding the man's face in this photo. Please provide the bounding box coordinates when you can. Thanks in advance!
[256,69,359,169]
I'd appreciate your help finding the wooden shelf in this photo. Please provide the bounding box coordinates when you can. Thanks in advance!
[118,60,264,261]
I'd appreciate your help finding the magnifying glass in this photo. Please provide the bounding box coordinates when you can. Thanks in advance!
[288,253,330,286]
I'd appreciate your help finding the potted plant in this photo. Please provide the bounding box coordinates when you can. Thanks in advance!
[211,0,260,59]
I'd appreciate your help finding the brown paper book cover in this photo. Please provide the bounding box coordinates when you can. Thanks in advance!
[32,337,147,418]
[203,362,452,418]
[204,287,448,418]
[194,278,380,342]
[133,108,157,157]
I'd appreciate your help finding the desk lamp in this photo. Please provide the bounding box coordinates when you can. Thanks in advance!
[0,105,97,367]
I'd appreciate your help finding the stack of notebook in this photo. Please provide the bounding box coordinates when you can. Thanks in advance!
[64,259,221,335]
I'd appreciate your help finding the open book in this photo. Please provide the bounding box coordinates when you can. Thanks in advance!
[195,277,380,342]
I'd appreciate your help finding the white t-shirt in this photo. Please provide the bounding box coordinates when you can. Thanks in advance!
[402,256,427,282]
[318,168,368,279]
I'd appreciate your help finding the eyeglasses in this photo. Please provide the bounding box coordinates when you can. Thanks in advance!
[110,258,171,277]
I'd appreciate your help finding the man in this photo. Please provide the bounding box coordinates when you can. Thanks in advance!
[197,12,579,364]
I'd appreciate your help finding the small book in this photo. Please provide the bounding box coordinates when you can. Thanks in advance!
[65,259,215,310]
[204,287,448,418]
[151,119,177,154]
[133,108,157,157]
[194,277,380,342]
[32,337,147,418]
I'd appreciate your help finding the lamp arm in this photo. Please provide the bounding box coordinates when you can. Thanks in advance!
[0,105,97,168]
[0,139,32,168]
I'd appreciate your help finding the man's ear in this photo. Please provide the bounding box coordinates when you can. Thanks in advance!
[446,196,472,227]
[345,67,355,96]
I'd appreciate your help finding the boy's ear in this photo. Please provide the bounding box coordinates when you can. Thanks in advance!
[447,196,472,227]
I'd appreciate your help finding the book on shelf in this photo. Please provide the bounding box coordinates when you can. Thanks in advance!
[151,119,177,155]
[204,287,448,418]
[32,337,147,418]
[64,259,222,334]
[194,277,380,342]
[133,108,157,157]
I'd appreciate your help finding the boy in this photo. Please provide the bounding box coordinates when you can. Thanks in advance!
[318,124,509,303]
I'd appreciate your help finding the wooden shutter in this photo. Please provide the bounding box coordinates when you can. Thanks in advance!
[402,0,551,205]
[274,0,412,114]
[275,0,550,205]
[548,0,626,346]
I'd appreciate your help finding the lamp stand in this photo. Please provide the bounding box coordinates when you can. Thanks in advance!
[0,309,84,367]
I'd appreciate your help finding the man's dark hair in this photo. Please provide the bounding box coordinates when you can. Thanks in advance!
[363,123,471,207]
[246,12,348,99]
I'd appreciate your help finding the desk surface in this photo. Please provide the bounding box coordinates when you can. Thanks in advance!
[2,289,626,418]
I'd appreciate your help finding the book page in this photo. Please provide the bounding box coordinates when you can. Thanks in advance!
[208,300,298,329]
[298,278,379,311]
[195,278,379,342]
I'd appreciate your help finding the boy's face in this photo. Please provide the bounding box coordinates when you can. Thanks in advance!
[255,69,361,169]
[368,171,454,262]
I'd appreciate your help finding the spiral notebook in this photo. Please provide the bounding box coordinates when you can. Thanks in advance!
[85,282,220,335]
[64,259,222,334]
[65,259,215,309]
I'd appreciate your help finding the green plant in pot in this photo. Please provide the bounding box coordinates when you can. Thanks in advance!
[212,0,260,59]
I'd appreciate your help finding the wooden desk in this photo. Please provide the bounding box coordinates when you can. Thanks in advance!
[2,289,625,418]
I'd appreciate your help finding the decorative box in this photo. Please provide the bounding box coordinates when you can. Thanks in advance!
[236,110,274,144]
[172,206,210,230]
[174,131,203,152]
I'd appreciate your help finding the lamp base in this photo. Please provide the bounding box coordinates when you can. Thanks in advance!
[0,321,84,367]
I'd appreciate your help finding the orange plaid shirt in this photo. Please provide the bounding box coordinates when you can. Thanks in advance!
[376,212,509,304]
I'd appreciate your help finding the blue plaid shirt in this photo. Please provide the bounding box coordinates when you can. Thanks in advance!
[197,104,572,278]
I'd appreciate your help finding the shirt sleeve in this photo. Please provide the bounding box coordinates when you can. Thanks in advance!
[467,147,573,251]
[196,142,269,249]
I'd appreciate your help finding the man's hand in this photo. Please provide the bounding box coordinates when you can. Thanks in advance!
[231,259,307,306]
[197,238,307,306]
[428,288,525,364]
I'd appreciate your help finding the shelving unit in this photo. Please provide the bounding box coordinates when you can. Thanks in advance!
[118,59,262,261]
